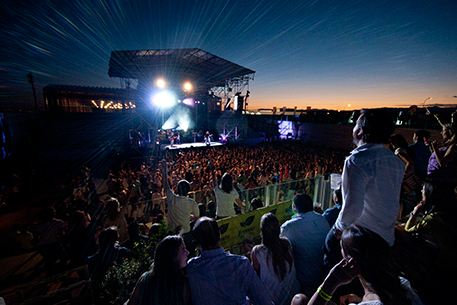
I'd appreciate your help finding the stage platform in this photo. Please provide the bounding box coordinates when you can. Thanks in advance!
[160,141,224,150]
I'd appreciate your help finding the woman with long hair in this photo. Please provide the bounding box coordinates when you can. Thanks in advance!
[426,124,457,186]
[102,198,128,243]
[303,225,422,305]
[126,235,190,305]
[212,171,244,219]
[405,180,457,281]
[251,213,299,305]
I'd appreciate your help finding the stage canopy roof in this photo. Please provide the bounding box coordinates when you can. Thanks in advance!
[108,49,255,88]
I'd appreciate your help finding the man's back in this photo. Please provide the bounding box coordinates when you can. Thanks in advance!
[280,212,329,291]
[187,248,271,305]
[336,143,405,245]
[408,141,431,176]
[166,189,198,233]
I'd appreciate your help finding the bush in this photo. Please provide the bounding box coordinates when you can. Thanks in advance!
[100,221,173,304]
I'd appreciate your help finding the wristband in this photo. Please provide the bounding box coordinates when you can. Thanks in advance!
[318,285,332,301]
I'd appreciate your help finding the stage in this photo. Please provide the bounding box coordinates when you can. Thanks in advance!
[160,141,224,150]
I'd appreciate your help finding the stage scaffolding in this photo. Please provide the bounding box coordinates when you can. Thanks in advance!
[107,49,255,155]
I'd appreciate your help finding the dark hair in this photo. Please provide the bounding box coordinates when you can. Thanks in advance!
[127,221,139,237]
[358,109,395,144]
[334,188,342,205]
[192,217,220,250]
[293,193,313,213]
[421,180,457,217]
[105,198,120,221]
[341,225,408,305]
[220,173,233,193]
[389,134,409,149]
[251,198,263,210]
[142,235,187,304]
[259,213,294,281]
[177,180,190,196]
[185,171,193,183]
[414,129,430,142]
[207,201,215,210]
[198,203,206,217]
[98,227,119,249]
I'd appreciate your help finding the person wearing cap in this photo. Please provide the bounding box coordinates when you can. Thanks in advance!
[280,193,330,295]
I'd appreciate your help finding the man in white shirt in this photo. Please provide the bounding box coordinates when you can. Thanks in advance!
[324,109,405,268]
[162,160,200,254]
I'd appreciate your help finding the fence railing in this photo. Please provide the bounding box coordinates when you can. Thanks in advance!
[143,175,336,221]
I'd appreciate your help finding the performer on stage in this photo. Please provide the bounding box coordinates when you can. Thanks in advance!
[169,129,177,145]
[204,131,212,146]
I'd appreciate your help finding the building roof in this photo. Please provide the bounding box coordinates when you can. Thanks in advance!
[108,49,255,88]
[43,84,133,95]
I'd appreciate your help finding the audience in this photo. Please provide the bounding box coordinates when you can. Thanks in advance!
[280,193,330,295]
[400,180,457,303]
[390,133,419,217]
[125,235,190,305]
[303,225,422,305]
[102,198,129,243]
[408,129,431,181]
[3,134,456,305]
[187,217,272,305]
[212,172,244,219]
[322,188,342,227]
[251,213,299,305]
[324,109,404,271]
[86,226,132,303]
[121,221,149,251]
[34,207,67,276]
[426,123,457,188]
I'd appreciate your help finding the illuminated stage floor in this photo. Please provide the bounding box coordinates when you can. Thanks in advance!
[160,141,224,150]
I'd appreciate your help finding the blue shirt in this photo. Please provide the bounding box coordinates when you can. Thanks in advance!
[322,204,341,227]
[280,212,330,291]
[408,142,431,174]
[187,248,272,305]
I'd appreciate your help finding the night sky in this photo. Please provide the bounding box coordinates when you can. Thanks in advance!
[1,0,456,111]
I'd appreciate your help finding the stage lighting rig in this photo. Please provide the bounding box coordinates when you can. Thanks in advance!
[156,79,166,88]
[151,90,177,108]
[183,82,193,91]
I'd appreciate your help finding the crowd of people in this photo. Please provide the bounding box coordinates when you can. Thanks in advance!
[1,108,456,305]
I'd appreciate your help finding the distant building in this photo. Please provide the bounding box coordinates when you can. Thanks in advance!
[43,85,136,113]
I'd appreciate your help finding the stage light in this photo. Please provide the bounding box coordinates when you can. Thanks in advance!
[156,79,166,88]
[180,122,189,131]
[183,82,192,91]
[152,90,177,108]
[183,98,194,106]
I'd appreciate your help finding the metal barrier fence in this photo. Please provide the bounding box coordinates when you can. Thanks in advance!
[142,175,336,223]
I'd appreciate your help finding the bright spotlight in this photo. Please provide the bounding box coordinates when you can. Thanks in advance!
[183,82,192,91]
[152,91,177,108]
[156,79,166,88]
[180,122,189,131]
[183,98,194,106]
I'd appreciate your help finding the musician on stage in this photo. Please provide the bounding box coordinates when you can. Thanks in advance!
[204,131,212,146]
